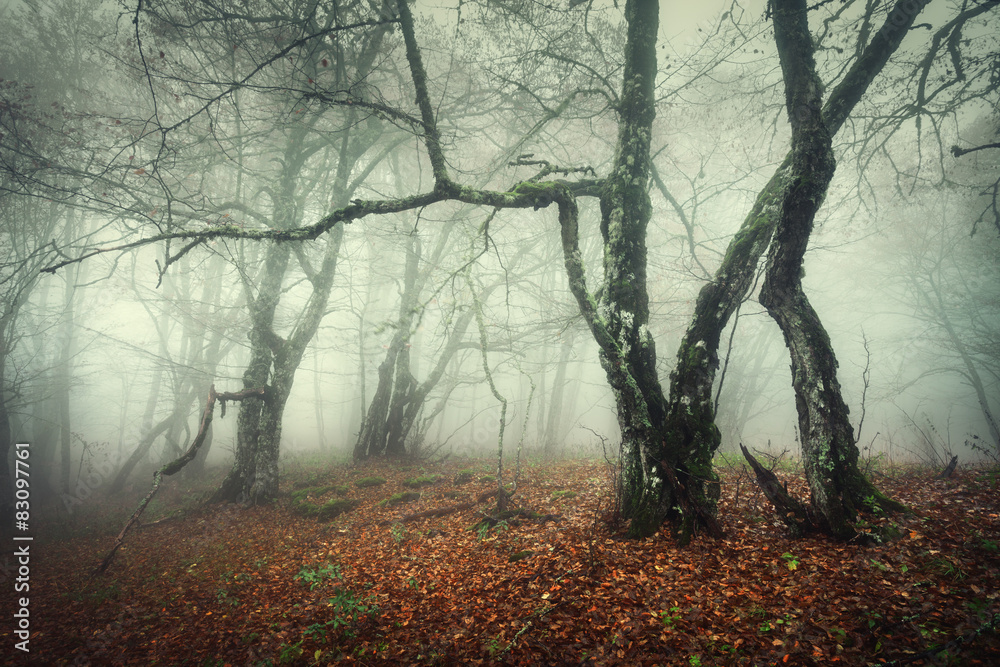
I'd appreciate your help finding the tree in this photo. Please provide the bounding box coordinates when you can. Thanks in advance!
[191,0,397,503]
[879,170,1000,457]
[0,189,62,524]
[25,0,1000,543]
[643,0,999,540]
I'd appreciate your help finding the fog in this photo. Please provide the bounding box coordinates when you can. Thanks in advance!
[1,0,997,517]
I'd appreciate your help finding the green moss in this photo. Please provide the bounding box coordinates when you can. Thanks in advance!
[290,485,349,503]
[354,476,386,489]
[290,491,359,521]
[511,181,558,197]
[550,490,578,500]
[314,498,359,520]
[510,180,568,210]
[453,470,475,485]
[508,550,534,562]
[402,475,442,489]
[626,500,662,539]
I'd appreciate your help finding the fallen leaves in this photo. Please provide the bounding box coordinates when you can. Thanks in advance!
[19,459,1000,665]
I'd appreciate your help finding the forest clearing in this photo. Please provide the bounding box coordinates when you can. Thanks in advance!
[14,455,1000,666]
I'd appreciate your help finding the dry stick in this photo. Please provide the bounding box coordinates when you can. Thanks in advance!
[93,385,265,575]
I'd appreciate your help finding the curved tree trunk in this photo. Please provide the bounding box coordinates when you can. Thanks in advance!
[652,0,929,541]
[757,0,905,540]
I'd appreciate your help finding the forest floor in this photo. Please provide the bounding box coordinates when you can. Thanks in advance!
[8,453,1000,666]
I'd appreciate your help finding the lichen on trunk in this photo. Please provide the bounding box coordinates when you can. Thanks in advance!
[756,0,905,540]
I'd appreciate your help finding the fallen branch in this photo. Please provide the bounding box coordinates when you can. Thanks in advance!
[382,489,498,525]
[498,602,560,658]
[739,443,818,537]
[93,385,265,575]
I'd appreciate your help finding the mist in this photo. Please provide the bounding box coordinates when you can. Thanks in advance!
[4,0,1000,664]
[0,0,996,527]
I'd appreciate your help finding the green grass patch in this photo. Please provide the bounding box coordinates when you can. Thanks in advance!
[290,487,358,521]
[550,490,578,500]
[292,497,359,521]
[290,485,348,503]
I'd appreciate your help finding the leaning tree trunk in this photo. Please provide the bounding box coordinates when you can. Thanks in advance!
[757,0,905,540]
[655,0,929,540]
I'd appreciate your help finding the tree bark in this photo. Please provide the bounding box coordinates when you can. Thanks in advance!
[654,0,929,540]
[212,242,290,503]
[757,0,905,540]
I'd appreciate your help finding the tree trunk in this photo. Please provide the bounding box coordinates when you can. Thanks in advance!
[355,231,421,458]
[758,0,905,540]
[56,285,75,495]
[215,223,344,502]
[353,344,400,459]
[312,345,327,452]
[922,273,1000,453]
[543,328,576,456]
[582,0,722,542]
[652,0,931,540]
[212,243,290,503]
[384,303,480,456]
